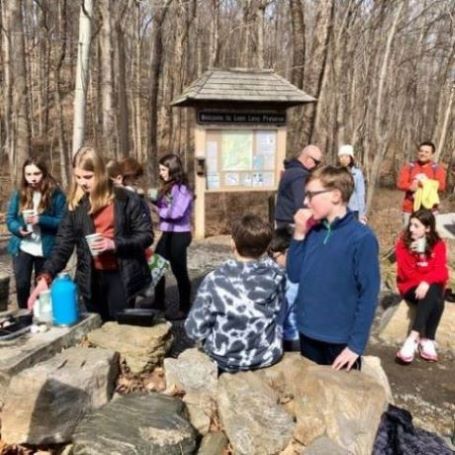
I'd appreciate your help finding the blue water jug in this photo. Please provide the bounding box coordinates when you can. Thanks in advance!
[51,273,79,326]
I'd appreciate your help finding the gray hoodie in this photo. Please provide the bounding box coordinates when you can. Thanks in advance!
[185,257,286,372]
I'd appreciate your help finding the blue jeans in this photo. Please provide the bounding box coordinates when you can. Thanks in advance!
[299,333,362,370]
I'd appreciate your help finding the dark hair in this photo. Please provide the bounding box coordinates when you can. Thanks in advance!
[418,141,435,154]
[159,153,188,196]
[403,209,440,254]
[268,226,293,255]
[106,160,123,180]
[307,165,354,203]
[120,157,144,179]
[20,157,58,212]
[231,214,273,259]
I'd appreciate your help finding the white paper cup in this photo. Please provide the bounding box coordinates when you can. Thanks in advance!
[22,209,35,232]
[148,188,158,201]
[85,233,103,257]
[414,238,426,253]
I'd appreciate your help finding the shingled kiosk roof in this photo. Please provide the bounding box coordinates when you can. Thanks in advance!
[171,68,316,108]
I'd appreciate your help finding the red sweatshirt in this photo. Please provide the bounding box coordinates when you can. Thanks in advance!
[395,237,448,295]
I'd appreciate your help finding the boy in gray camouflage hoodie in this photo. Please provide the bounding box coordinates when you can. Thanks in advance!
[185,214,286,372]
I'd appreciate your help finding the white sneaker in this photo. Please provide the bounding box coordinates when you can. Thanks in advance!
[396,337,418,363]
[419,339,438,362]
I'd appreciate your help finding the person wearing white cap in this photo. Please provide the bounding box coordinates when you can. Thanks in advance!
[337,145,367,224]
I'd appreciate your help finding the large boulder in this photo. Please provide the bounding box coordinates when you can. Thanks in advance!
[1,347,118,445]
[87,321,173,374]
[361,355,394,403]
[164,348,218,435]
[293,366,387,455]
[258,353,388,455]
[379,300,455,352]
[217,371,295,455]
[72,393,198,455]
[0,313,102,402]
[197,432,228,455]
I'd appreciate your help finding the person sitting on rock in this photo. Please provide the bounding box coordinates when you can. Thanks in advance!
[395,209,448,363]
[185,214,285,373]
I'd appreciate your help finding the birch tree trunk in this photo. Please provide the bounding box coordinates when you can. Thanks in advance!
[72,0,93,155]
[435,82,455,162]
[99,0,115,156]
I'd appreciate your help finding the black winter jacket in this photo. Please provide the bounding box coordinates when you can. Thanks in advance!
[274,159,310,225]
[42,188,153,301]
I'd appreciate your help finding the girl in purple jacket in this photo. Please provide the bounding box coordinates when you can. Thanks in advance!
[152,154,193,320]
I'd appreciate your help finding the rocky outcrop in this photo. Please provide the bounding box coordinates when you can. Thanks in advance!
[87,321,173,374]
[0,313,102,401]
[258,353,388,455]
[217,371,295,455]
[379,300,455,352]
[294,366,387,454]
[1,347,118,445]
[164,348,218,435]
[72,393,198,455]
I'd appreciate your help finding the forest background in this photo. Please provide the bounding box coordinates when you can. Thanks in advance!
[0,0,454,214]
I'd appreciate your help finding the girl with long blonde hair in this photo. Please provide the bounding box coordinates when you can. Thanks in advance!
[28,146,153,321]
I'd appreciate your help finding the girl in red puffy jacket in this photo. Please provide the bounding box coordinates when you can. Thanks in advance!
[395,209,448,363]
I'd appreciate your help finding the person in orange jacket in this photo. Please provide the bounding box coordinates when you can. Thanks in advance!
[397,141,446,226]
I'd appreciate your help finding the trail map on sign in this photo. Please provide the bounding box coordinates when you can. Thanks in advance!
[222,132,253,171]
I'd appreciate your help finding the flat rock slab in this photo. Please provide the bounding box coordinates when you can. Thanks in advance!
[436,213,455,240]
[87,322,173,374]
[0,313,102,401]
[1,347,118,445]
[72,392,198,455]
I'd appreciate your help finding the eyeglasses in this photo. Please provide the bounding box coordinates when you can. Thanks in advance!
[308,155,322,166]
[304,189,332,201]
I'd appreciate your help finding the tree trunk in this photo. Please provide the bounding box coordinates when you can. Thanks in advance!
[8,0,31,177]
[366,2,404,213]
[289,0,305,89]
[54,0,69,187]
[99,0,116,156]
[72,0,93,155]
[147,0,172,183]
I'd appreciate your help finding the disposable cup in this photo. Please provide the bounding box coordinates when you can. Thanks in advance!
[148,188,158,201]
[85,233,103,257]
[414,237,426,253]
[22,209,35,232]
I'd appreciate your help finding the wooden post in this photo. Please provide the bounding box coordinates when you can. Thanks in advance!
[194,126,206,239]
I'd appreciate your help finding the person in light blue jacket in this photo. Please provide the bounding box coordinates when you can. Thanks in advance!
[6,157,66,308]
[338,145,367,224]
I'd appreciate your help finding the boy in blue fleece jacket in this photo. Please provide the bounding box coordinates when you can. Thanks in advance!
[287,165,380,370]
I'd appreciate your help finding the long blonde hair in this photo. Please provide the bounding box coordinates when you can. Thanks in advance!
[68,146,113,213]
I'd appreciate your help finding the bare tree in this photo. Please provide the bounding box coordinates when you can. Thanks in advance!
[72,0,93,155]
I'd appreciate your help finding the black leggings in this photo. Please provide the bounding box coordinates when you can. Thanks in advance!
[154,231,192,313]
[403,283,445,340]
[86,270,129,322]
[12,251,46,309]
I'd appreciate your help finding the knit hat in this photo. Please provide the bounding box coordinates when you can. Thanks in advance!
[338,145,354,157]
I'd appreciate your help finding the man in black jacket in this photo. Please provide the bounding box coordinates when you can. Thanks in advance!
[275,145,323,228]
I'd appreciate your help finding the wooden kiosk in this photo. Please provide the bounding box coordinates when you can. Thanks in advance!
[171,68,315,239]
